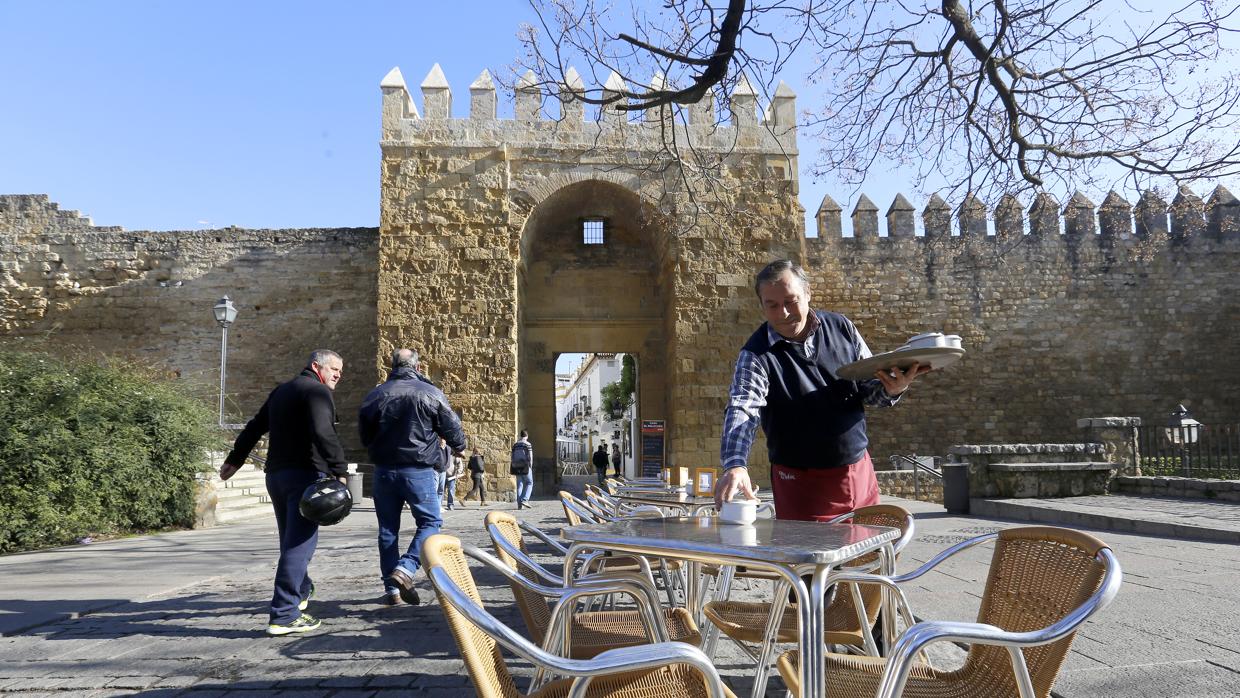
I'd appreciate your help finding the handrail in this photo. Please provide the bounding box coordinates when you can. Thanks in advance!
[891,454,942,502]
[889,454,943,480]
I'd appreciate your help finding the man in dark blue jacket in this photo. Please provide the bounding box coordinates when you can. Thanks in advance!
[359,348,467,606]
[222,349,348,636]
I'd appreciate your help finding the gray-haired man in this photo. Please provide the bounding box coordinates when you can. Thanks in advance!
[222,349,348,636]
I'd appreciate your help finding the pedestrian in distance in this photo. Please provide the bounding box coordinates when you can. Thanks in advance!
[463,446,487,505]
[611,442,622,479]
[444,447,466,510]
[435,437,451,503]
[220,349,348,636]
[358,348,467,606]
[592,443,610,486]
[511,430,534,509]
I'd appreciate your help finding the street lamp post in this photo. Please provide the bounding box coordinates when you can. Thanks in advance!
[1163,404,1201,476]
[212,296,238,427]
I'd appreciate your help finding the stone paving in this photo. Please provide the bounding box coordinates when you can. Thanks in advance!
[1,494,1239,697]
[975,493,1240,544]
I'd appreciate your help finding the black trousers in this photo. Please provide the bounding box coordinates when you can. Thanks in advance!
[464,472,486,502]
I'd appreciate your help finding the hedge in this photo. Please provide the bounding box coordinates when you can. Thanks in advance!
[0,348,220,553]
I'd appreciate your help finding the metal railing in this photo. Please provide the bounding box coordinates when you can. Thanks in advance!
[889,454,943,501]
[1136,423,1240,479]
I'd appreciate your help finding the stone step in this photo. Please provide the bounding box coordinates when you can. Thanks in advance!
[213,469,267,484]
[215,500,273,524]
[205,469,272,523]
[990,462,1113,471]
[215,487,270,504]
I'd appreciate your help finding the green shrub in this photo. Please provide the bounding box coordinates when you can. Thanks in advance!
[0,348,220,553]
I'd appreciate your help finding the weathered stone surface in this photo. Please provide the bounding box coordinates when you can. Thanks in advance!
[0,195,378,458]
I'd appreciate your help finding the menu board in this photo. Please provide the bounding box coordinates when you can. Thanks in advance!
[640,420,665,478]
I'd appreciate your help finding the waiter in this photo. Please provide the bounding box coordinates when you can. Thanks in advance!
[714,260,928,519]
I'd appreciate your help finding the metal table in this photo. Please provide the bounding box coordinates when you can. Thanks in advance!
[562,516,900,698]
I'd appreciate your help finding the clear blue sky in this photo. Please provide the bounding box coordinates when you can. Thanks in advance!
[0,1,901,234]
[2,2,1223,235]
[0,2,542,230]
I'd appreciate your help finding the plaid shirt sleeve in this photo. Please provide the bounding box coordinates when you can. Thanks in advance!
[720,349,768,470]
[854,326,902,408]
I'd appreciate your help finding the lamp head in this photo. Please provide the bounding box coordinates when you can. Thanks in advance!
[213,295,238,328]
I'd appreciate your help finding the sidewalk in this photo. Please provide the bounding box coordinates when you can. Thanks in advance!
[0,494,1237,697]
[973,493,1240,544]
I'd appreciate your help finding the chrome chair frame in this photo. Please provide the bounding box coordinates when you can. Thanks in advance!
[428,546,727,698]
[810,533,1123,698]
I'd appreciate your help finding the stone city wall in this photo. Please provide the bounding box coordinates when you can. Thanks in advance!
[807,188,1240,470]
[0,194,379,458]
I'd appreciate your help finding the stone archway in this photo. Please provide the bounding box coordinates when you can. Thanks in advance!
[514,180,673,490]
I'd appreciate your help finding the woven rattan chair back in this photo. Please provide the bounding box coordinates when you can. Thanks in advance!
[560,491,585,526]
[962,526,1108,697]
[560,490,609,525]
[423,534,521,698]
[485,510,554,641]
[830,504,913,632]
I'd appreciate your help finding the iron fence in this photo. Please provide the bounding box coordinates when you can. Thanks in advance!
[1136,422,1240,479]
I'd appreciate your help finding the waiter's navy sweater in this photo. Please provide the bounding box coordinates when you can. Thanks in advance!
[742,310,878,469]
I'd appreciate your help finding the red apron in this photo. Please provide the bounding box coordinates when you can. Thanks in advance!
[770,451,880,521]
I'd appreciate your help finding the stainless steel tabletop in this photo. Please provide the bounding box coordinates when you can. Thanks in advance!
[561,516,899,566]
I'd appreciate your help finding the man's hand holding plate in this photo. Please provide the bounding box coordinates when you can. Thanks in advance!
[875,361,931,397]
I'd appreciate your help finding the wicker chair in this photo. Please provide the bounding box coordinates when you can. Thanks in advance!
[424,533,735,698]
[774,526,1123,698]
[485,510,702,661]
[560,490,686,607]
[560,490,612,526]
[700,505,916,696]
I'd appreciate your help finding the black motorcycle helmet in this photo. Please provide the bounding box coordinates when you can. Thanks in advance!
[299,477,353,526]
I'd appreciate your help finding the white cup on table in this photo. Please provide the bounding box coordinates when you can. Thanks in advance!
[718,496,759,525]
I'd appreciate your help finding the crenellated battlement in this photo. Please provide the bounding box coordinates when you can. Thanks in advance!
[0,194,124,232]
[378,64,799,187]
[810,186,1240,250]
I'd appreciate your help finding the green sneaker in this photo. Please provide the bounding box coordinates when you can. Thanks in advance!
[266,613,321,636]
[298,583,315,611]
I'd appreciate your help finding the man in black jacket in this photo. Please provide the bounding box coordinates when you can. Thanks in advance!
[221,349,348,636]
[592,443,610,486]
[359,348,467,606]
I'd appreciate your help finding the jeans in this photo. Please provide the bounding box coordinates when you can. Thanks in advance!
[266,468,321,625]
[373,466,442,595]
[445,476,457,508]
[596,466,608,486]
[436,469,446,496]
[515,470,534,506]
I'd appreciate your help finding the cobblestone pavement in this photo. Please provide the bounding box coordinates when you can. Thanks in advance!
[0,498,765,697]
[2,495,1239,697]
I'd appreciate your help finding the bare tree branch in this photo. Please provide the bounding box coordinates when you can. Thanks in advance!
[518,0,1240,201]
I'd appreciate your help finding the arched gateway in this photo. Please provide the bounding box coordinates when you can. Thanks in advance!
[377,65,804,499]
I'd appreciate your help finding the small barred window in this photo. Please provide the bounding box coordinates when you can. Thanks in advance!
[582,218,605,245]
